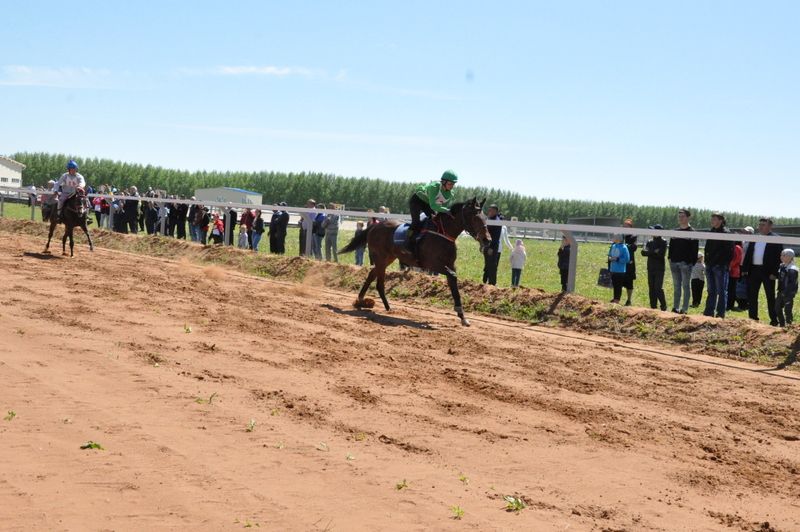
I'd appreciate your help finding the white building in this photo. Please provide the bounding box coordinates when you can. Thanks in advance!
[194,186,262,205]
[0,156,25,192]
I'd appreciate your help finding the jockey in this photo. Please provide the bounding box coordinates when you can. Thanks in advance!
[54,160,86,219]
[408,170,458,237]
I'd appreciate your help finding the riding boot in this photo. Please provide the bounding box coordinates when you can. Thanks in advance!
[406,226,416,252]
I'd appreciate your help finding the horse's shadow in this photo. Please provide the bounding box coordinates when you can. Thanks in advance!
[322,304,435,330]
[23,251,62,260]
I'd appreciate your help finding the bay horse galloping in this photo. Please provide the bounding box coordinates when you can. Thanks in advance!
[340,197,491,326]
[44,191,94,257]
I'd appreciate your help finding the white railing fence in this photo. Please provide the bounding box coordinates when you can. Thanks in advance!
[2,185,799,294]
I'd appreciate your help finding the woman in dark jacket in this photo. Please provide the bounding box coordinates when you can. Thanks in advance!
[251,210,265,252]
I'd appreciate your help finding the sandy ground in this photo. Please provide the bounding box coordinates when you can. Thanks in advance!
[0,233,799,532]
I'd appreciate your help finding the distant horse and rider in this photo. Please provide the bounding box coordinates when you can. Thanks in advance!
[341,170,491,326]
[43,160,94,257]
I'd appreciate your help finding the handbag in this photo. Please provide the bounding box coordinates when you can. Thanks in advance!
[597,267,612,288]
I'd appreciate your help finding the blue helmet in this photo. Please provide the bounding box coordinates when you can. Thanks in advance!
[66,159,79,170]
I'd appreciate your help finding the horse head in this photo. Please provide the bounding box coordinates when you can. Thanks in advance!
[456,197,491,253]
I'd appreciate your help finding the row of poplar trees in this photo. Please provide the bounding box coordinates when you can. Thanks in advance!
[12,152,798,229]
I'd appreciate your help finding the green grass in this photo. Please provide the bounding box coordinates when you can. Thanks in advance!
[0,204,771,318]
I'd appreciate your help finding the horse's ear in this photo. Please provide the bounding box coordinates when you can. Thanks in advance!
[479,198,486,208]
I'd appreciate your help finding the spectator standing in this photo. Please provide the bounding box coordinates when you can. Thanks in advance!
[92,184,105,226]
[775,249,798,327]
[622,218,638,306]
[483,205,504,285]
[742,218,784,325]
[690,253,705,308]
[641,224,668,310]
[353,221,367,266]
[240,208,254,249]
[726,241,744,312]
[511,239,527,288]
[198,207,210,245]
[311,204,326,261]
[703,213,734,318]
[668,208,698,314]
[125,186,139,234]
[734,226,756,311]
[268,202,290,254]
[237,224,249,248]
[557,235,571,292]
[299,199,316,256]
[210,212,224,245]
[322,207,341,262]
[608,234,631,304]
[225,206,238,246]
[251,210,264,252]
[167,196,179,237]
[144,197,159,235]
[176,199,188,239]
[187,199,198,242]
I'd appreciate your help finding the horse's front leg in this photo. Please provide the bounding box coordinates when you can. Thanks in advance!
[444,266,469,326]
[80,222,94,251]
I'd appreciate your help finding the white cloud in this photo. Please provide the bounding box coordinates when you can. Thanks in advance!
[151,121,532,152]
[177,65,326,79]
[0,65,115,88]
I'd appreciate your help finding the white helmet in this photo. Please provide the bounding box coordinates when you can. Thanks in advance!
[47,179,56,185]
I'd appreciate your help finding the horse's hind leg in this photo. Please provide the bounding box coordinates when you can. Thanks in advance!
[444,267,470,327]
[43,221,56,253]
[62,231,69,256]
[355,267,379,307]
[69,229,75,257]
[376,269,390,311]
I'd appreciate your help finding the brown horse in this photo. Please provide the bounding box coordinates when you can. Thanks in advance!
[44,192,94,257]
[340,198,491,326]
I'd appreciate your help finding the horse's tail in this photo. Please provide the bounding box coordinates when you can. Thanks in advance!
[339,225,372,254]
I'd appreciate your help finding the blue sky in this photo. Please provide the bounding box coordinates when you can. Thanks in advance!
[2,1,798,216]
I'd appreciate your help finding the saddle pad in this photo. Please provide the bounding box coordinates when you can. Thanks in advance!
[393,223,410,246]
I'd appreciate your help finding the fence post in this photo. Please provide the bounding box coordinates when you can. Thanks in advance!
[565,230,578,293]
[225,210,231,245]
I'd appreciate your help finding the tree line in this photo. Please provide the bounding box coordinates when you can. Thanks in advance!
[12,151,799,228]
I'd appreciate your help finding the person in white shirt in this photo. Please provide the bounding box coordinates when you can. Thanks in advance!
[54,159,86,219]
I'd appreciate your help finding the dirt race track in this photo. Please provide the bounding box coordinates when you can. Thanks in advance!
[1,233,799,531]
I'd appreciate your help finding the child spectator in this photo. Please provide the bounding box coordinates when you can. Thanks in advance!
[237,224,249,249]
[691,252,705,308]
[557,235,570,292]
[608,234,630,304]
[510,239,527,288]
[353,221,367,266]
[776,249,798,327]
[210,212,224,245]
[726,241,743,311]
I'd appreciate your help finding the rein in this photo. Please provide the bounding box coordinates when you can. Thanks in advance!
[419,203,483,245]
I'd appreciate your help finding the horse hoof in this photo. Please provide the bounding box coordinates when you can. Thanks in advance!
[354,297,375,309]
[460,318,471,327]
[42,250,51,255]
[62,252,69,256]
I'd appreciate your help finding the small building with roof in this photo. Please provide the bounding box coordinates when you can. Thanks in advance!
[0,155,25,194]
[193,186,262,205]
